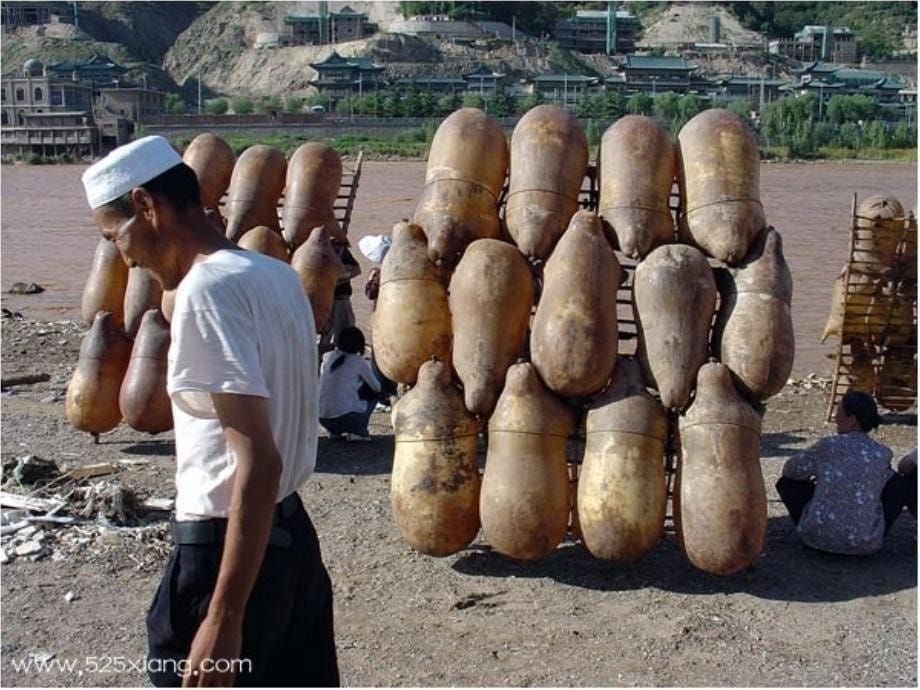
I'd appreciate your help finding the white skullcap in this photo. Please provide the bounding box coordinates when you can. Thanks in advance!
[81,135,183,209]
[357,234,392,264]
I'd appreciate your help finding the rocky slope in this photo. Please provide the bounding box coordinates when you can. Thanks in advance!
[2,1,814,101]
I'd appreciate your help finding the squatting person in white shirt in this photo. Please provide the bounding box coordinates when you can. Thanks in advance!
[318,326,381,442]
[81,136,339,687]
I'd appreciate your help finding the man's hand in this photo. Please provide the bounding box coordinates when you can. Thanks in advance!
[182,613,243,687]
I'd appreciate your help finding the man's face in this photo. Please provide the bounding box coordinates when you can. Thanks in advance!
[91,200,176,289]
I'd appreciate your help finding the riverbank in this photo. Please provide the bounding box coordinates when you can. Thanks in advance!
[3,130,916,164]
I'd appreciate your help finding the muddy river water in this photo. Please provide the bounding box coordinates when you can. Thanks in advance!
[1,159,916,377]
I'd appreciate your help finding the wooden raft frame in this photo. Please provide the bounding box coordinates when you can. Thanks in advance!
[825,193,918,421]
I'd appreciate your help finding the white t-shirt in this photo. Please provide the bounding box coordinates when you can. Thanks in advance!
[167,249,318,520]
[318,350,380,419]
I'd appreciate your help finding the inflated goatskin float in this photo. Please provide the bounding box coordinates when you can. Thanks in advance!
[289,226,342,331]
[66,311,133,434]
[676,362,766,576]
[391,360,483,556]
[480,363,575,560]
[633,244,716,410]
[853,195,906,272]
[713,227,795,401]
[530,210,621,398]
[238,225,291,263]
[123,266,163,338]
[81,237,128,328]
[505,104,588,260]
[578,358,668,563]
[413,108,508,267]
[182,133,236,216]
[598,115,677,260]
[678,108,765,265]
[119,309,173,434]
[372,221,452,385]
[281,142,344,248]
[449,238,533,418]
[224,145,287,242]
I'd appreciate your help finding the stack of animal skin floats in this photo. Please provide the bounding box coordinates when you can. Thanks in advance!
[821,195,917,416]
[68,134,349,439]
[381,106,795,576]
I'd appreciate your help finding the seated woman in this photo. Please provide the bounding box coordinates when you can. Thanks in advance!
[318,326,381,442]
[776,391,912,555]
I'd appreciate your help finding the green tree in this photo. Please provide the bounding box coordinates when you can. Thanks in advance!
[417,90,436,117]
[436,93,460,116]
[204,97,228,115]
[490,91,517,117]
[825,94,880,125]
[652,91,680,125]
[284,95,305,113]
[400,89,420,117]
[517,90,545,115]
[725,99,753,122]
[627,92,653,115]
[891,121,916,148]
[836,122,864,150]
[813,121,835,148]
[256,96,283,113]
[462,93,486,110]
[788,120,817,158]
[381,93,402,117]
[677,94,705,126]
[761,94,818,147]
[230,97,254,115]
[864,120,889,149]
[602,92,627,120]
[576,92,605,120]
[165,93,186,114]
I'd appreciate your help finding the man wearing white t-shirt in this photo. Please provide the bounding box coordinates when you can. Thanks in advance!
[81,136,339,687]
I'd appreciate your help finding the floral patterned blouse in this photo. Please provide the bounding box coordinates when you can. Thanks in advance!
[782,432,894,555]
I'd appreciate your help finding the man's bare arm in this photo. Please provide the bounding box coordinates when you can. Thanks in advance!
[182,393,281,687]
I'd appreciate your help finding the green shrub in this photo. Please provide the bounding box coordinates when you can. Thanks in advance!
[230,97,254,115]
[204,98,229,115]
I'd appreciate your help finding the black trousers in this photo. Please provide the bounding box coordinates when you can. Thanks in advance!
[776,471,916,535]
[146,495,339,687]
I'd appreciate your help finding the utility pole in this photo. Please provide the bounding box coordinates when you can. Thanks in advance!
[198,70,202,114]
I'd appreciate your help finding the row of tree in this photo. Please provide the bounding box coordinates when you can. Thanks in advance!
[166,87,915,156]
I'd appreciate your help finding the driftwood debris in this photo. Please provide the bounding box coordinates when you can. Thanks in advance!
[1,373,51,388]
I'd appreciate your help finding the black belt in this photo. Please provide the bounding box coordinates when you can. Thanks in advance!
[172,493,300,548]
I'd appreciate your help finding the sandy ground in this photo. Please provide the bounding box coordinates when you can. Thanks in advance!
[0,159,917,687]
[0,314,916,687]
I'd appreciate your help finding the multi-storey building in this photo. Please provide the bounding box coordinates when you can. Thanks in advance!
[769,25,858,64]
[1,59,93,126]
[309,51,385,100]
[285,4,376,45]
[555,7,640,55]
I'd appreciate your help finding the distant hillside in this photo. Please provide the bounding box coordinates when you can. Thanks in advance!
[2,0,914,105]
